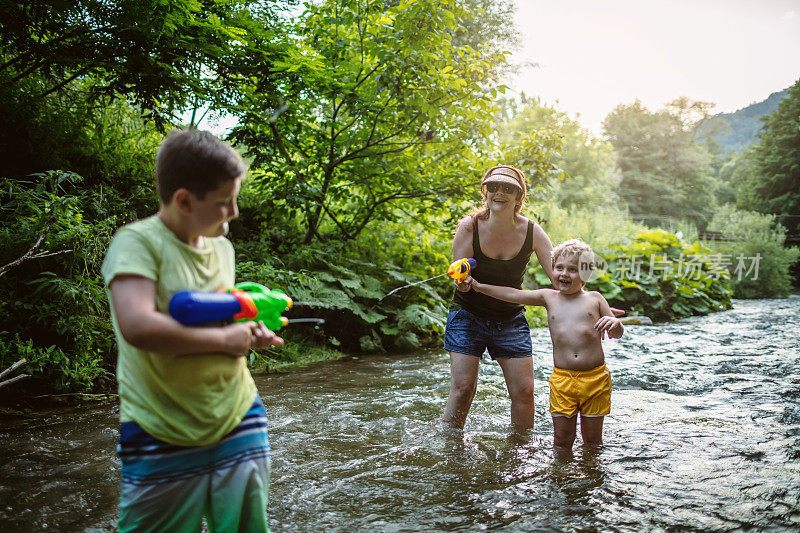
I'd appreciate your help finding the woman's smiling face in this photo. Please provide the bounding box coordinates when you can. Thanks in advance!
[485,182,522,212]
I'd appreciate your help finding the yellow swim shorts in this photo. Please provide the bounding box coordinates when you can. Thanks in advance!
[549,363,611,418]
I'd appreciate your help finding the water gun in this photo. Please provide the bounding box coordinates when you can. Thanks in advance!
[169,282,293,331]
[381,257,478,299]
[447,257,477,283]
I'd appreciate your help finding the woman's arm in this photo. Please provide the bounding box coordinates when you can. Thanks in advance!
[532,222,555,286]
[452,216,474,292]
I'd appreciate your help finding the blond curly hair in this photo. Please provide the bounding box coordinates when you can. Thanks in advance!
[551,238,594,268]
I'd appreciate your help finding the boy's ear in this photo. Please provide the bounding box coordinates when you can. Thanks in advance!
[171,188,193,215]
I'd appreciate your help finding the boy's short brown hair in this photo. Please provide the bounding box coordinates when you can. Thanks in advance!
[155,129,246,204]
[551,238,594,268]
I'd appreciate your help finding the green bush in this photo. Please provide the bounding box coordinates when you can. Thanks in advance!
[0,333,111,392]
[233,222,453,356]
[0,172,119,392]
[706,205,799,298]
[599,230,733,320]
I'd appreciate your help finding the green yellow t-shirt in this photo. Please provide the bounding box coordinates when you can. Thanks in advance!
[101,215,257,447]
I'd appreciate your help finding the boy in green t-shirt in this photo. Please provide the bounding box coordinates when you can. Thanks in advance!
[101,129,282,532]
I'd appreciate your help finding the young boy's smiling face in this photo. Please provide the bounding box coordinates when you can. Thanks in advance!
[190,175,242,238]
[553,253,585,294]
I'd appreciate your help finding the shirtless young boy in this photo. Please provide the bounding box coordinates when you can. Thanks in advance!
[464,238,623,448]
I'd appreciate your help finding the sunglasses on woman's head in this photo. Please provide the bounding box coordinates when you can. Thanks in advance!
[485,182,520,195]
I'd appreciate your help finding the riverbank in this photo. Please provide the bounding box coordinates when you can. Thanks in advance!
[251,340,351,372]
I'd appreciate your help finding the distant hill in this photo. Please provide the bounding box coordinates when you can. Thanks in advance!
[695,88,790,154]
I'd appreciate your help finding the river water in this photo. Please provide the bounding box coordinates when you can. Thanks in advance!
[1,297,799,531]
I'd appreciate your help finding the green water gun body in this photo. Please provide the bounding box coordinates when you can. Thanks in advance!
[169,282,293,331]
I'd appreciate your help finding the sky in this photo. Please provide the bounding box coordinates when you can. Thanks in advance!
[510,0,800,135]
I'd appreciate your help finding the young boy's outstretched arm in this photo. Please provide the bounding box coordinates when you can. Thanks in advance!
[594,292,624,339]
[465,275,548,307]
[110,275,283,357]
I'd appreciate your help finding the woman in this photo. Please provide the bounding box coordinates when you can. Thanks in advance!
[441,165,555,431]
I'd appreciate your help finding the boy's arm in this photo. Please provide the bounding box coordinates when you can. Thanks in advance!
[110,275,282,357]
[594,292,624,339]
[467,275,548,306]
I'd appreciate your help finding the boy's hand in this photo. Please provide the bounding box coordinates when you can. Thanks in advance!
[222,323,256,357]
[222,322,283,357]
[250,320,284,350]
[594,315,623,339]
[455,274,473,292]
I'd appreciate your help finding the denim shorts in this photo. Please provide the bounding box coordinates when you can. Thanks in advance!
[444,308,532,359]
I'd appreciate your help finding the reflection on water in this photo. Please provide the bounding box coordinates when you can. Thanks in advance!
[1,297,800,531]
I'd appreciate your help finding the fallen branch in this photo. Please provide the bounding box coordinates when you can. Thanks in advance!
[0,209,73,278]
[28,392,117,400]
[0,373,30,389]
[0,358,29,389]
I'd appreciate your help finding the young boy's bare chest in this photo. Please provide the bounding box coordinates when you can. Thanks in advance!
[546,294,604,365]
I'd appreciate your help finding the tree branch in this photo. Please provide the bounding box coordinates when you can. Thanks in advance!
[0,210,72,278]
[0,359,28,390]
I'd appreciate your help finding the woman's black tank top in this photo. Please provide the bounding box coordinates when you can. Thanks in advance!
[450,216,535,321]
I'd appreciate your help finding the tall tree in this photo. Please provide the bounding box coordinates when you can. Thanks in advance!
[602,100,716,228]
[0,0,292,128]
[230,0,563,244]
[0,0,296,181]
[498,97,616,208]
[747,78,800,241]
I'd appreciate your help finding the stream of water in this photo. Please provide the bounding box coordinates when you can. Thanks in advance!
[1,297,799,531]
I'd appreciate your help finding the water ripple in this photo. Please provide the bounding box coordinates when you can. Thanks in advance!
[0,298,798,531]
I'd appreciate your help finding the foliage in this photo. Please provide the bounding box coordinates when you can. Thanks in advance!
[0,0,294,128]
[233,217,454,354]
[535,202,650,253]
[600,230,732,320]
[454,0,518,58]
[707,205,799,298]
[747,78,800,239]
[0,333,109,392]
[248,339,348,373]
[229,0,561,244]
[0,76,162,223]
[498,96,618,209]
[602,99,717,229]
[714,150,756,207]
[0,171,118,392]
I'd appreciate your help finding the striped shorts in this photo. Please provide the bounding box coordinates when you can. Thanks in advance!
[117,396,271,533]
